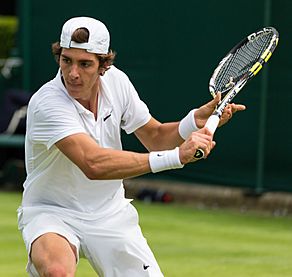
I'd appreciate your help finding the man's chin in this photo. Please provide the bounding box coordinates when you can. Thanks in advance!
[67,89,81,99]
[66,84,82,93]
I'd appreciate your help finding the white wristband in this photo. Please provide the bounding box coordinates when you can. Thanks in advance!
[149,147,184,173]
[178,109,199,140]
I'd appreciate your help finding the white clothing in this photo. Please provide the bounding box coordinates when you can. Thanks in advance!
[18,203,163,277]
[21,65,151,216]
[17,65,163,276]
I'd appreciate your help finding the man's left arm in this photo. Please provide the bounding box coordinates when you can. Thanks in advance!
[134,118,183,151]
[134,94,246,152]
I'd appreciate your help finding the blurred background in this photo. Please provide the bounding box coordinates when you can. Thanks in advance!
[0,0,291,194]
[1,1,292,276]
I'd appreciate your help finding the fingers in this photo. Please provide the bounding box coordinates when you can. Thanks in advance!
[204,92,221,110]
[209,92,221,108]
[218,103,246,127]
[194,93,222,129]
[179,128,215,164]
[215,91,222,102]
[229,103,247,117]
[225,105,233,119]
[231,103,246,112]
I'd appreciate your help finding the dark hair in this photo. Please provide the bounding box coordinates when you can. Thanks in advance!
[51,27,116,73]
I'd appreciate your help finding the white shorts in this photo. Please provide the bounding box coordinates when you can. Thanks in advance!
[17,203,164,277]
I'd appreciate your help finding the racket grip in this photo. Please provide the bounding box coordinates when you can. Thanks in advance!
[194,115,220,159]
[205,114,220,134]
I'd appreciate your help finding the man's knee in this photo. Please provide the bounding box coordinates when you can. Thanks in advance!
[37,262,74,277]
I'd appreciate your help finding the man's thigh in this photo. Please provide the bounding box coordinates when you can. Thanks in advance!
[31,232,77,276]
[82,203,164,277]
[19,212,80,276]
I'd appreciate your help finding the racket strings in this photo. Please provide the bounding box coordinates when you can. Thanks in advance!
[214,32,274,92]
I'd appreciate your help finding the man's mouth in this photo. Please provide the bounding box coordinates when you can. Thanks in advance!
[67,81,82,86]
[66,81,83,89]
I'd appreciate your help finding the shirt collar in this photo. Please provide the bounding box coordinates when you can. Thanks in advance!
[54,68,113,115]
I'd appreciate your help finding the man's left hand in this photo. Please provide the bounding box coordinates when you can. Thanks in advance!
[194,93,246,128]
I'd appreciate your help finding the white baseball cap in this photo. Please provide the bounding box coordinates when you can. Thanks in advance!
[60,17,110,54]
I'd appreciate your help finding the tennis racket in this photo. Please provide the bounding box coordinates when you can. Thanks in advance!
[195,27,279,159]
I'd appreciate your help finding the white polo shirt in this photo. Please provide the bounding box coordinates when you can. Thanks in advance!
[21,66,151,219]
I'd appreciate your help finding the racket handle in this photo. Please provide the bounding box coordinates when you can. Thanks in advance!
[194,115,220,159]
[205,114,220,134]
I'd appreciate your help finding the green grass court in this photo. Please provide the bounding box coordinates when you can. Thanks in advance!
[0,191,292,277]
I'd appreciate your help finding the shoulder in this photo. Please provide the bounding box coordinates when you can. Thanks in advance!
[100,65,138,105]
[102,65,132,84]
[28,80,74,117]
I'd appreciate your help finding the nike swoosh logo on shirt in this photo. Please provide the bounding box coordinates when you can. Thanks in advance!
[103,114,112,121]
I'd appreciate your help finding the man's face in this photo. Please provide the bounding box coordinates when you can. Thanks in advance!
[60,48,100,101]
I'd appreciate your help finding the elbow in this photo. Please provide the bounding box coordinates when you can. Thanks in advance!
[84,169,98,180]
[82,163,122,180]
[83,165,105,180]
[82,157,116,180]
[81,158,104,180]
[79,151,120,180]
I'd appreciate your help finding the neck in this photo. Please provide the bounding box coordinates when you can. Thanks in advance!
[77,80,100,120]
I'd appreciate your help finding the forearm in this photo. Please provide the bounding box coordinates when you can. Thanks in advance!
[56,129,212,181]
[83,148,151,180]
[150,122,184,150]
[135,120,184,151]
[85,143,188,179]
[60,139,183,180]
[56,133,152,180]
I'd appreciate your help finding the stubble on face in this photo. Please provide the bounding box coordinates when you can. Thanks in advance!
[60,48,101,103]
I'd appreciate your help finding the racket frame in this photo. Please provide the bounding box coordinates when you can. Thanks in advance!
[195,27,279,159]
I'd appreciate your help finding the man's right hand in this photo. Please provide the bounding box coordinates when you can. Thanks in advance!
[178,127,215,164]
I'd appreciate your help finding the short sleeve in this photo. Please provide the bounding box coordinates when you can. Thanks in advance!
[28,93,86,149]
[120,78,151,134]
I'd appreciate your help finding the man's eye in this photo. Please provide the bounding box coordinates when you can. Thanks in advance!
[62,58,70,64]
[81,62,91,68]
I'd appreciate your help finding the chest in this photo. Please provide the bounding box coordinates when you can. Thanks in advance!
[79,104,122,149]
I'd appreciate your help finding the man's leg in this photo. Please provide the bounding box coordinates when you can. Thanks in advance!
[82,203,164,277]
[30,232,77,277]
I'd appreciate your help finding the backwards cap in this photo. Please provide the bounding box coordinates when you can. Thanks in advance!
[60,17,110,54]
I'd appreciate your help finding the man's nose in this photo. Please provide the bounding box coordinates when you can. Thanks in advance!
[69,64,79,79]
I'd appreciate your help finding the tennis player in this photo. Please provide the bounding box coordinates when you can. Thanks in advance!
[17,16,245,277]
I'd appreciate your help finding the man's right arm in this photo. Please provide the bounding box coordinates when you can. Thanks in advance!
[56,125,214,180]
[55,132,151,180]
